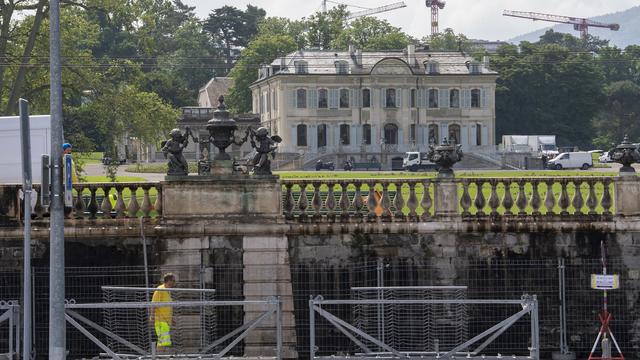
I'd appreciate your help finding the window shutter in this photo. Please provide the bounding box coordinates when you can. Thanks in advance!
[329,89,339,109]
[380,88,386,108]
[308,89,317,109]
[291,89,297,108]
[463,89,471,108]
[421,89,428,108]
[396,88,402,108]
[290,125,297,148]
[350,89,358,108]
[481,88,487,108]
[440,88,449,108]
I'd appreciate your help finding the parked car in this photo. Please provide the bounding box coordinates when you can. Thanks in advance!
[547,152,593,170]
[102,156,127,165]
[599,151,612,163]
[315,160,335,171]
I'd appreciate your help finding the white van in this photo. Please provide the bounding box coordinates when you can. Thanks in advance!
[547,152,593,170]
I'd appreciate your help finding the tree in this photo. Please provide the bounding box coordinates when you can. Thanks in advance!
[257,17,307,49]
[425,28,480,53]
[205,5,266,71]
[492,42,605,148]
[226,35,297,113]
[592,81,640,148]
[332,17,412,50]
[305,5,348,49]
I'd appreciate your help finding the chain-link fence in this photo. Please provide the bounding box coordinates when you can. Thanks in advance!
[0,258,636,359]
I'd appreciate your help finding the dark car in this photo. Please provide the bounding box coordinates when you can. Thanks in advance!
[102,156,127,165]
[315,160,335,171]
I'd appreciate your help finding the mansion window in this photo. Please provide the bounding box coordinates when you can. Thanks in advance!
[296,89,307,108]
[385,88,396,108]
[450,89,460,108]
[317,124,327,147]
[339,89,349,108]
[409,124,416,143]
[318,89,328,108]
[294,60,308,74]
[362,89,371,108]
[297,124,307,146]
[363,124,371,145]
[384,123,398,145]
[335,60,348,74]
[471,89,481,108]
[476,124,482,146]
[428,89,438,108]
[449,124,461,144]
[410,89,416,108]
[428,124,439,144]
[340,124,350,145]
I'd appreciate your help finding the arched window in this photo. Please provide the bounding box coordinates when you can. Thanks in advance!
[317,124,327,148]
[296,124,307,146]
[428,124,439,144]
[449,124,461,144]
[318,89,328,108]
[428,89,439,108]
[385,88,396,108]
[340,124,350,145]
[384,123,398,145]
[339,89,350,108]
[362,89,371,108]
[296,89,307,109]
[449,89,460,108]
[363,124,371,145]
[471,89,481,108]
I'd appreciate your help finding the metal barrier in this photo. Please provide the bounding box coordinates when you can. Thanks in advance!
[64,296,282,359]
[309,295,539,360]
[0,300,20,359]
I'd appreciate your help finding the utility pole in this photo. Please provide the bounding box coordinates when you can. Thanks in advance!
[49,0,66,358]
[19,99,33,360]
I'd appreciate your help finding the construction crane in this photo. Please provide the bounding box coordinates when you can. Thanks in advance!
[425,0,446,36]
[320,1,407,20]
[346,2,407,20]
[503,10,620,39]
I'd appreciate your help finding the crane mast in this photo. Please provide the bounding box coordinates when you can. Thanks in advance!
[503,10,620,38]
[425,0,446,35]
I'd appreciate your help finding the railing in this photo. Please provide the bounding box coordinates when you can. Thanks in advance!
[281,177,615,222]
[0,300,20,359]
[10,183,163,220]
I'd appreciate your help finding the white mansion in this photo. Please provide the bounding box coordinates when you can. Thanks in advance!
[250,45,498,165]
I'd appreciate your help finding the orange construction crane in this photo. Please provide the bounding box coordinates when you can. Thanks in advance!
[503,10,620,39]
[425,0,446,35]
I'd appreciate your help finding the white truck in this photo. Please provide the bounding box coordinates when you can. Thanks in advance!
[0,115,51,183]
[403,152,438,172]
[502,135,558,157]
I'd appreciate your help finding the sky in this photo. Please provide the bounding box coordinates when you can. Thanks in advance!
[182,0,639,41]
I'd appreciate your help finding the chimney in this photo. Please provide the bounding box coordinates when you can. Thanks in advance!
[355,49,362,67]
[482,55,490,69]
[407,44,416,66]
[280,57,287,71]
[349,44,356,54]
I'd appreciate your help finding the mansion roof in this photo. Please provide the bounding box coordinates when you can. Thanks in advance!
[253,46,497,86]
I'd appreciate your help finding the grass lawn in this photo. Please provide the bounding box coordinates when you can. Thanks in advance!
[125,162,198,173]
[276,170,618,179]
[76,152,104,164]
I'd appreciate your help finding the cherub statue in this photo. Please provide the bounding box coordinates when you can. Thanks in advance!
[162,127,193,176]
[247,126,282,175]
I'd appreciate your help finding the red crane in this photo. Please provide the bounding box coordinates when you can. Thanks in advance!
[425,0,446,36]
[503,10,620,39]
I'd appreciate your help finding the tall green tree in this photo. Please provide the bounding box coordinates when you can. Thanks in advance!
[425,28,480,53]
[226,35,297,113]
[305,5,348,49]
[332,17,412,50]
[592,81,640,148]
[204,5,266,71]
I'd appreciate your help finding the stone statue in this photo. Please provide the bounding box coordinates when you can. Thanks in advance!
[247,126,282,175]
[162,127,193,176]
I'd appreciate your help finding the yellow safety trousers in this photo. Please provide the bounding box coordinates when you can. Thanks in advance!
[154,321,172,347]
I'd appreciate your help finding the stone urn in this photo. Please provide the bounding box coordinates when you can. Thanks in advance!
[610,135,640,175]
[427,137,464,178]
[206,95,237,161]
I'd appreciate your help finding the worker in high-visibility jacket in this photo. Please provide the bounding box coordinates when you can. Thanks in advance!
[150,273,176,351]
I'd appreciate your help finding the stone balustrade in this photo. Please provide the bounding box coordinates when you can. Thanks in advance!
[281,176,616,222]
[0,176,634,224]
